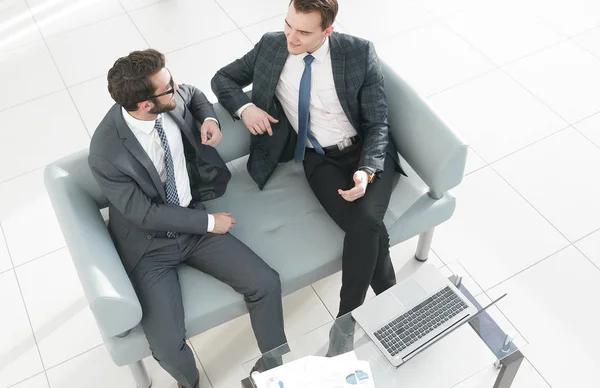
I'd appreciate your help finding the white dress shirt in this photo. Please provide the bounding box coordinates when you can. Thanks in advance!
[238,37,357,148]
[122,108,214,232]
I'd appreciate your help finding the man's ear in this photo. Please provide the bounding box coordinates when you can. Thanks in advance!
[324,25,334,36]
[138,100,152,112]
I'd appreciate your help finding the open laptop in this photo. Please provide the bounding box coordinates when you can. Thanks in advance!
[352,264,506,367]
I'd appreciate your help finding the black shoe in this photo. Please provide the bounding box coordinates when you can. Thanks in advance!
[249,354,283,386]
[251,354,283,374]
[325,315,356,357]
[249,343,290,384]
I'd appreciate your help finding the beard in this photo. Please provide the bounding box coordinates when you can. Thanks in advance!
[149,98,176,114]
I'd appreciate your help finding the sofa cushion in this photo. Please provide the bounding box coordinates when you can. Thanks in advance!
[103,156,456,366]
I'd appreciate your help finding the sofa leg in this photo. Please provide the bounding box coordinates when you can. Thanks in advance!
[414,228,435,262]
[129,361,152,388]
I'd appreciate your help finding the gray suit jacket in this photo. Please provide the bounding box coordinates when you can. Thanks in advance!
[89,85,231,273]
[211,31,403,189]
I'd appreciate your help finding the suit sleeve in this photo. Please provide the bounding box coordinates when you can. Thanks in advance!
[358,41,389,173]
[88,154,209,234]
[211,37,263,115]
[178,84,218,125]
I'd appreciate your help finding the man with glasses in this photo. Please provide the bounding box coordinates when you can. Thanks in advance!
[89,49,287,388]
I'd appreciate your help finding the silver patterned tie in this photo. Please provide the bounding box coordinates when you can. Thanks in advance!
[154,118,180,238]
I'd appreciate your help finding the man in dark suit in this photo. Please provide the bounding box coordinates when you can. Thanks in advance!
[212,0,405,330]
[89,49,287,388]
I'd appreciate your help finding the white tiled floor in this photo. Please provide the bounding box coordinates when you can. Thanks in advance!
[503,40,600,124]
[575,229,600,269]
[1,0,599,387]
[0,271,44,388]
[575,112,600,147]
[428,69,568,162]
[45,14,147,86]
[9,374,49,388]
[488,246,600,388]
[0,0,43,53]
[15,248,103,369]
[0,226,12,273]
[376,21,494,97]
[442,3,566,67]
[0,169,67,267]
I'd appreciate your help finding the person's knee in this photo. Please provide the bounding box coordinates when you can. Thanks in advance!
[247,267,281,301]
[348,210,383,235]
[261,267,282,295]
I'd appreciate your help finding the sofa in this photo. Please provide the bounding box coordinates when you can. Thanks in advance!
[44,59,467,387]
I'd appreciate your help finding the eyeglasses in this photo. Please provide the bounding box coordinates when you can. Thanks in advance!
[142,69,175,102]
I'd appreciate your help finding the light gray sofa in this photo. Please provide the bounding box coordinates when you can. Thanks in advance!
[44,60,467,387]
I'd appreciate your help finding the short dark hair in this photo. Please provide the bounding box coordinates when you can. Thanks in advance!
[291,0,338,30]
[107,49,165,111]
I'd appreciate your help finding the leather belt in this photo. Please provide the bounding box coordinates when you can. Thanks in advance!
[321,135,360,153]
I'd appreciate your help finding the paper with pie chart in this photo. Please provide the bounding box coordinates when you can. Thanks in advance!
[251,352,375,388]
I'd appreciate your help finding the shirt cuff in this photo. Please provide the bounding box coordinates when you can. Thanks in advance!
[358,166,376,174]
[203,117,219,126]
[235,103,255,119]
[207,214,215,233]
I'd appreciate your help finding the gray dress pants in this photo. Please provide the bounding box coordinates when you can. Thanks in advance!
[129,232,287,388]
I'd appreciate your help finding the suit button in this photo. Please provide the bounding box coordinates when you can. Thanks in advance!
[146,235,152,240]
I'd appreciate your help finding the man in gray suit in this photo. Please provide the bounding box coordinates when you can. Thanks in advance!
[89,49,287,388]
[212,0,405,333]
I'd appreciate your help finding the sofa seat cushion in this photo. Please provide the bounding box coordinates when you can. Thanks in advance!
[103,157,456,366]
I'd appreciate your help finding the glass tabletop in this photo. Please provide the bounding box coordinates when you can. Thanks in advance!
[241,274,524,388]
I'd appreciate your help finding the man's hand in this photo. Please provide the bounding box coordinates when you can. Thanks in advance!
[338,170,368,202]
[241,105,278,136]
[211,212,236,234]
[200,120,222,147]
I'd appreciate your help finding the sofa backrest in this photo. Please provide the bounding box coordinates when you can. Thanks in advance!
[381,60,467,196]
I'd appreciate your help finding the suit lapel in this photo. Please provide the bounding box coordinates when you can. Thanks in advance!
[167,108,201,156]
[115,106,167,200]
[268,41,290,104]
[329,33,352,124]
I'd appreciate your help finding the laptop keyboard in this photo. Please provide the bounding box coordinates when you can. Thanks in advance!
[373,286,469,357]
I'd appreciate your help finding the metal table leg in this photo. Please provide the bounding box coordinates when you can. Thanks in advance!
[493,350,524,388]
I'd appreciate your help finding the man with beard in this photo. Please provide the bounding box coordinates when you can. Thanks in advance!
[89,49,287,388]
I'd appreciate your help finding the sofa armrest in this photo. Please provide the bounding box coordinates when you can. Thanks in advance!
[44,163,142,338]
[381,60,467,196]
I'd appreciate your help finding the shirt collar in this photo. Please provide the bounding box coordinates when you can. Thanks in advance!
[122,107,160,135]
[301,36,330,64]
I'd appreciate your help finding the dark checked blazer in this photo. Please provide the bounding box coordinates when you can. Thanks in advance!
[211,31,403,189]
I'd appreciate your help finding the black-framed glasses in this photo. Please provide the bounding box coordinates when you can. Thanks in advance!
[142,69,175,102]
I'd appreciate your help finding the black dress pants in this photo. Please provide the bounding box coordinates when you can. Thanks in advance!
[303,146,398,317]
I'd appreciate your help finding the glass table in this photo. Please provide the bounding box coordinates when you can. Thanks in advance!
[241,275,524,388]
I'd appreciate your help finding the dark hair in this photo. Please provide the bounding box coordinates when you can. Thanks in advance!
[107,49,165,111]
[291,0,338,30]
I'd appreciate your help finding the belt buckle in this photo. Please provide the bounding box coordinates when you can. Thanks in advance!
[337,138,352,151]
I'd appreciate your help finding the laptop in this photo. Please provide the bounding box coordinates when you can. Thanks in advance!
[352,264,506,367]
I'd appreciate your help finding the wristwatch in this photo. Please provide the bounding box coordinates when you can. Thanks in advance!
[359,167,377,184]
